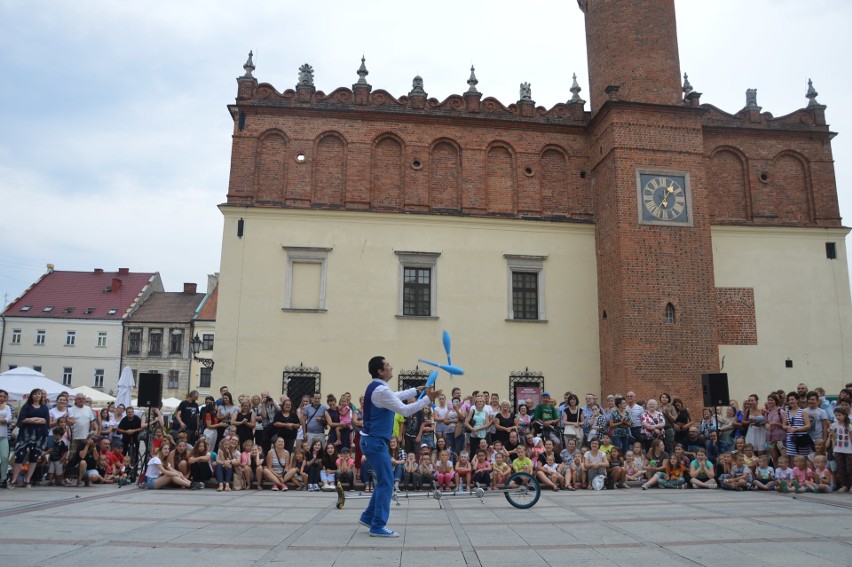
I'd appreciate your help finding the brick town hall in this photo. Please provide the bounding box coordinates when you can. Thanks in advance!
[213,0,852,408]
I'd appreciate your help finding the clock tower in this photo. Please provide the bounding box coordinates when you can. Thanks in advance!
[580,0,719,406]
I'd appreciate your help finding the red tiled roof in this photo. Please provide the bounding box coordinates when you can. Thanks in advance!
[126,291,206,323]
[196,284,218,321]
[2,269,161,320]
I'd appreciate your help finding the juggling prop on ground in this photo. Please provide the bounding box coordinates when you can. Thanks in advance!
[417,330,464,399]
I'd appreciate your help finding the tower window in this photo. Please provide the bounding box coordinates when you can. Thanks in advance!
[826,242,837,260]
[665,303,676,324]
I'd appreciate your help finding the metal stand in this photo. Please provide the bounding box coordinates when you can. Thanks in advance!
[136,406,154,482]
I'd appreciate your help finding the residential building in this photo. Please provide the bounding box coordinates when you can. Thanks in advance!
[0,268,162,392]
[121,283,206,399]
[190,274,218,396]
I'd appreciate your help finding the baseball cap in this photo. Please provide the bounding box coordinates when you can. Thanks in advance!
[340,447,350,453]
[420,443,429,448]
[541,391,551,397]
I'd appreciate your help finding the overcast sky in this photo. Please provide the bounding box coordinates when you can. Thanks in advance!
[1,0,850,307]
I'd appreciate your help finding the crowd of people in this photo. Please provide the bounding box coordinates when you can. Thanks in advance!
[1,380,850,495]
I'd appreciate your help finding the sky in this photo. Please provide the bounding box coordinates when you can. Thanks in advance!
[1,0,851,307]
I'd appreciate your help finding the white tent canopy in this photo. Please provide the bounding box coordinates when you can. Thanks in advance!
[72,385,116,405]
[0,367,77,402]
[161,397,182,411]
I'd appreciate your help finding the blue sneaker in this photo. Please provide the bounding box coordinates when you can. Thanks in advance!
[358,519,371,528]
[369,527,399,538]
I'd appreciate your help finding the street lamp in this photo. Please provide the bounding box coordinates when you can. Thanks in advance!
[190,334,215,369]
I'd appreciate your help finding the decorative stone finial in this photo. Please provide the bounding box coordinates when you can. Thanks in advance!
[467,66,479,94]
[682,73,693,96]
[744,88,761,111]
[806,78,820,108]
[242,51,255,78]
[569,73,584,103]
[356,56,369,86]
[520,82,532,101]
[297,64,315,87]
[409,75,426,97]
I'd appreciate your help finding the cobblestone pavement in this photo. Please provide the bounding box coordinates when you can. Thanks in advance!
[2,484,851,565]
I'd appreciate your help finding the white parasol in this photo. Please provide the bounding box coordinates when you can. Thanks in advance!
[115,366,135,408]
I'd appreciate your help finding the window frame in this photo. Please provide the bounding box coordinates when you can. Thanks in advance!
[148,328,163,356]
[10,329,21,344]
[199,367,212,388]
[94,368,104,389]
[97,331,108,348]
[62,367,73,386]
[35,329,46,345]
[127,329,142,355]
[395,251,440,319]
[65,330,77,346]
[201,333,214,351]
[169,328,184,355]
[504,254,548,322]
[282,246,332,312]
[167,369,180,390]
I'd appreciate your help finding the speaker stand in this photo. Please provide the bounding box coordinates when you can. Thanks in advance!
[138,406,154,479]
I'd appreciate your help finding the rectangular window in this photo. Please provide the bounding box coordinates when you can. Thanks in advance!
[62,367,73,386]
[128,329,142,355]
[505,254,547,322]
[97,331,108,348]
[396,251,440,318]
[33,365,42,372]
[403,267,432,316]
[8,364,17,371]
[168,369,179,389]
[200,367,212,388]
[148,329,162,355]
[826,242,837,260]
[283,246,331,311]
[36,330,46,345]
[169,329,183,355]
[94,369,104,389]
[512,272,539,320]
[11,329,21,344]
[65,330,76,346]
[202,333,214,351]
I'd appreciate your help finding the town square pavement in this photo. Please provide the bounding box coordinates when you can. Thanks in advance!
[2,484,851,565]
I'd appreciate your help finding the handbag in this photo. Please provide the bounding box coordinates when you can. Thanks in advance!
[564,424,583,438]
[794,434,813,451]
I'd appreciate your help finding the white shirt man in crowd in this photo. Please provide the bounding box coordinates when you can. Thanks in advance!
[67,393,95,443]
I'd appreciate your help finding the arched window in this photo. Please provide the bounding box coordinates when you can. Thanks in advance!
[665,303,676,324]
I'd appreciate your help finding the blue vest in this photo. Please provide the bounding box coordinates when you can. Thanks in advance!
[362,379,395,440]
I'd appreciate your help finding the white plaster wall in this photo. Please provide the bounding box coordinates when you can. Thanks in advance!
[215,207,601,400]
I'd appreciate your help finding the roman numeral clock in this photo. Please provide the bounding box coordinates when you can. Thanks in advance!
[636,170,692,226]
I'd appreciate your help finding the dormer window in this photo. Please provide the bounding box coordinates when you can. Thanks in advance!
[20,305,31,312]
[84,307,95,314]
[43,306,54,312]
[64,307,74,313]
[108,309,117,315]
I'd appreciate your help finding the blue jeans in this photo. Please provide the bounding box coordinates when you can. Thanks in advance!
[612,434,630,455]
[359,435,393,531]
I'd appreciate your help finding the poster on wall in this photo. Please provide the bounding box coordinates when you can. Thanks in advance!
[514,385,541,412]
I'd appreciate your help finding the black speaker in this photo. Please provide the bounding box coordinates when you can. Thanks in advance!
[701,373,730,407]
[137,372,163,408]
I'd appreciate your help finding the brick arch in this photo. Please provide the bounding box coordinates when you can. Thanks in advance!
[312,131,347,207]
[370,134,405,209]
[485,142,516,215]
[539,145,569,216]
[708,146,750,222]
[770,150,813,224]
[428,138,461,211]
[255,129,289,203]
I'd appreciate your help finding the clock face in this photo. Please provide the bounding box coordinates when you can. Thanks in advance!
[637,172,691,225]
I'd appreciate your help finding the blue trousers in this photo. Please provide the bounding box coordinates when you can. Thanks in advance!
[359,435,393,531]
